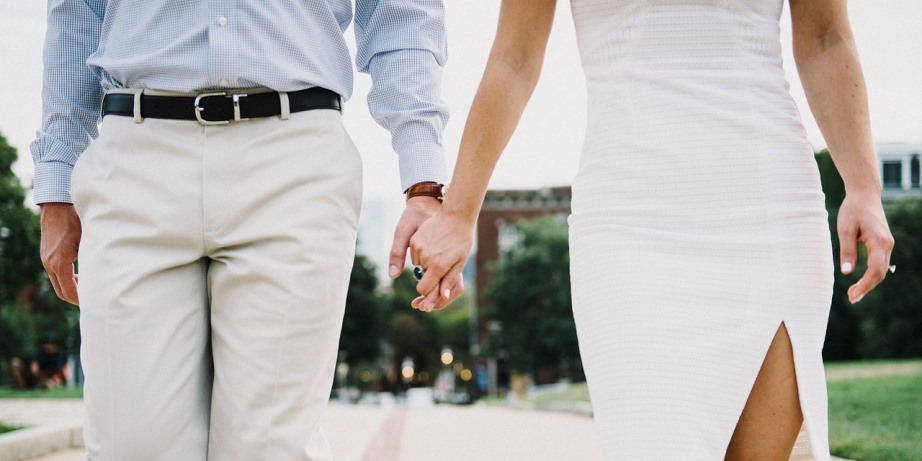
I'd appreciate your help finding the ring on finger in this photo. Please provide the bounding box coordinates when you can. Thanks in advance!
[413,266,426,281]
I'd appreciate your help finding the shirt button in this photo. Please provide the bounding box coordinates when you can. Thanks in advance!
[219,79,229,87]
[218,16,227,26]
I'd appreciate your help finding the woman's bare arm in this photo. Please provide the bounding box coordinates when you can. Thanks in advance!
[409,0,558,311]
[790,0,894,303]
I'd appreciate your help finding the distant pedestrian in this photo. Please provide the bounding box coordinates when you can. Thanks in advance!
[9,333,68,390]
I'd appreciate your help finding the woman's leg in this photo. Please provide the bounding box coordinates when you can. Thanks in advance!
[725,323,803,461]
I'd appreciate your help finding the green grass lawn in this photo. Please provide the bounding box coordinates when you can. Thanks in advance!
[0,422,22,435]
[530,382,591,408]
[0,386,83,399]
[499,360,922,461]
[828,369,922,461]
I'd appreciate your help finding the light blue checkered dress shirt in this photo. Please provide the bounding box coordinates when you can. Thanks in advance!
[31,0,449,204]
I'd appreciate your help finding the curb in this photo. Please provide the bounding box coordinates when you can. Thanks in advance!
[0,421,83,461]
[496,398,593,417]
[497,401,857,461]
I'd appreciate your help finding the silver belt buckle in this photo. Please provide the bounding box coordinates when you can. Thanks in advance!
[194,92,229,126]
[231,94,249,122]
[194,92,251,125]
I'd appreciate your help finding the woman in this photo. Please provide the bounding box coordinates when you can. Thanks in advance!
[410,0,893,459]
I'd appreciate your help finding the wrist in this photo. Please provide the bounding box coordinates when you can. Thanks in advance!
[844,179,882,198]
[440,209,478,229]
[405,181,444,203]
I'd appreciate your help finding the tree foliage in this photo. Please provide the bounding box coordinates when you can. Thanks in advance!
[485,216,582,383]
[0,131,75,385]
[339,260,474,391]
[338,253,385,368]
[385,270,440,386]
[816,151,862,360]
[815,150,922,360]
[855,198,922,358]
[0,132,41,304]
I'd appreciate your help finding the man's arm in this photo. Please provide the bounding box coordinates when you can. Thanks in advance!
[354,0,450,280]
[32,0,106,305]
[32,0,106,204]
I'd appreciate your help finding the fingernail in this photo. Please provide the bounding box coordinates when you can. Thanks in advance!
[425,302,435,312]
[442,288,450,299]
[389,265,399,277]
[851,294,864,304]
[841,262,853,274]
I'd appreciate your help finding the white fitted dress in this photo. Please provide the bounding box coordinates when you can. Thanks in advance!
[567,1,833,459]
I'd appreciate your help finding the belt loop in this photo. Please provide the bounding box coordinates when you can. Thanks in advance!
[133,89,144,123]
[278,92,290,120]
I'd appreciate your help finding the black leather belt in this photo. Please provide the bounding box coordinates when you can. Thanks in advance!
[102,87,341,125]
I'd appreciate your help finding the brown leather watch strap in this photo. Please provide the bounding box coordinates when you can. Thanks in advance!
[405,181,444,202]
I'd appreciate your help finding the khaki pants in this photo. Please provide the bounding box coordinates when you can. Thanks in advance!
[72,107,362,460]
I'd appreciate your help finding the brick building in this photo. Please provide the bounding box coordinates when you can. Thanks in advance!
[473,186,571,349]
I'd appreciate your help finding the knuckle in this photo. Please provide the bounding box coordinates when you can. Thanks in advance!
[429,261,447,274]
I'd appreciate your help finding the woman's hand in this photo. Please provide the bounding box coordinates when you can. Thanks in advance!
[408,211,476,312]
[837,190,894,304]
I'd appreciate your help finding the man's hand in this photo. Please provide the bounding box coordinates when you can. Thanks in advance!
[389,196,442,279]
[40,203,81,305]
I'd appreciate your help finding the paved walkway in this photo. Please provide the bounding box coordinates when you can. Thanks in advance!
[0,399,598,461]
[0,398,856,460]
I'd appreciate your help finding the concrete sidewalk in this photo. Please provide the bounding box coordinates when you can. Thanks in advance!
[0,399,599,461]
[1,398,854,461]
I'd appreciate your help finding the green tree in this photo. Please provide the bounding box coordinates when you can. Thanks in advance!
[854,198,922,358]
[815,150,861,360]
[338,253,386,368]
[815,150,921,360]
[485,216,582,384]
[0,132,41,305]
[0,131,74,385]
[432,291,472,357]
[385,270,440,388]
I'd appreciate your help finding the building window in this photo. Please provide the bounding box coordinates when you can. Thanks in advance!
[912,155,920,189]
[882,161,902,189]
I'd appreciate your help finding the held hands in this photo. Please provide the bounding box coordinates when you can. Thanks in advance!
[387,194,472,311]
[40,203,82,306]
[836,190,895,304]
[407,211,474,312]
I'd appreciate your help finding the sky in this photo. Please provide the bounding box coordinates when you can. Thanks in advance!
[2,1,921,273]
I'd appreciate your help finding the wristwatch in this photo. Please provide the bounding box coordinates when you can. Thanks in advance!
[405,181,445,202]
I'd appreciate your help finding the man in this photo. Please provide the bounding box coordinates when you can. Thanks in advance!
[10,333,69,390]
[33,1,448,459]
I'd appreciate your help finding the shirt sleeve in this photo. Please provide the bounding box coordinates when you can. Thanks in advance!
[30,0,106,204]
[354,0,449,193]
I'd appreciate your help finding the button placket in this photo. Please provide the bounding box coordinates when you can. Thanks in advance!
[207,2,235,89]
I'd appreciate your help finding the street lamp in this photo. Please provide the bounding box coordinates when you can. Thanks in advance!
[0,225,9,259]
[440,347,453,366]
[401,357,414,382]
[0,225,8,373]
